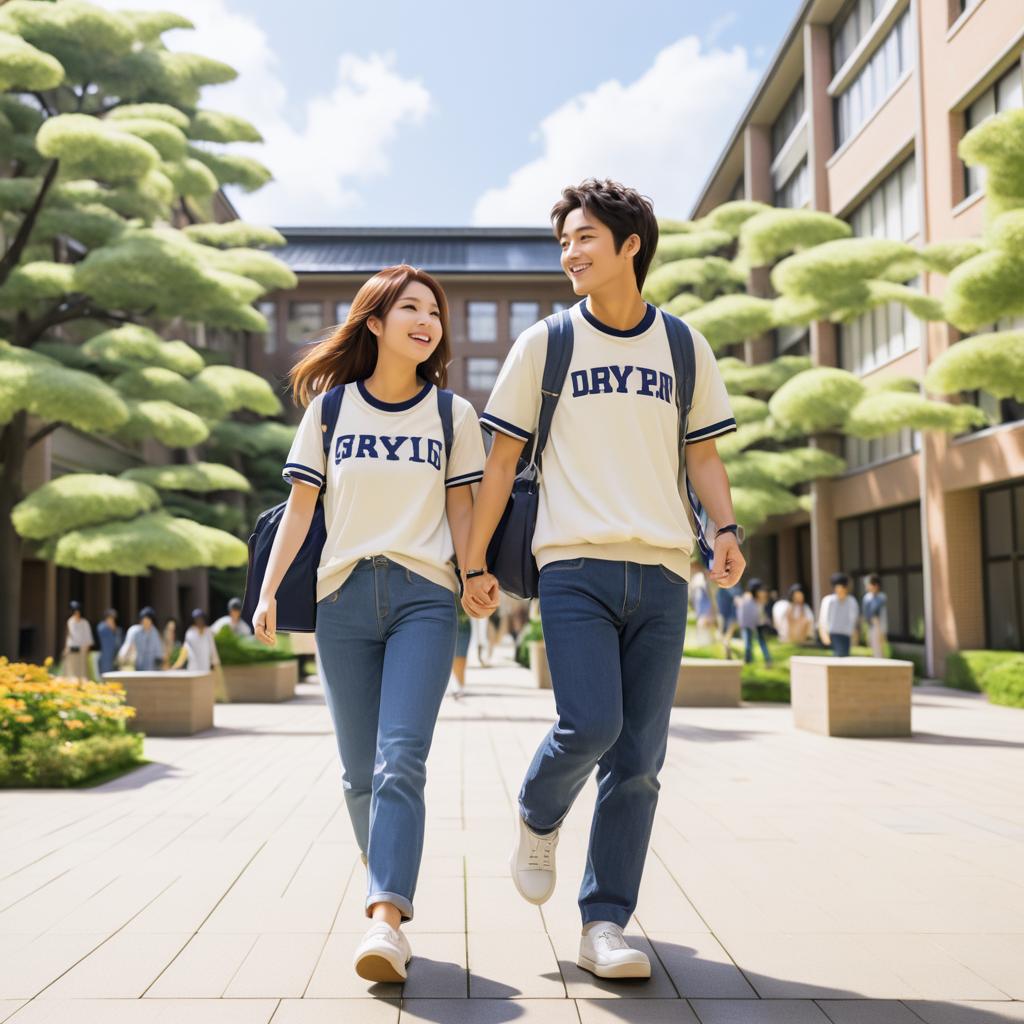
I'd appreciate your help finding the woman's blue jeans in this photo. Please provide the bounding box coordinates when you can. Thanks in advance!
[315,556,456,921]
[742,625,772,663]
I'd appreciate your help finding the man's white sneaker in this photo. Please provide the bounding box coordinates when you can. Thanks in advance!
[510,813,559,904]
[577,922,651,979]
[353,921,412,983]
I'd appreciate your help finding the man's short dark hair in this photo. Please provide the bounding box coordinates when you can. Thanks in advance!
[831,573,850,588]
[868,574,882,587]
[550,178,660,289]
[228,597,242,611]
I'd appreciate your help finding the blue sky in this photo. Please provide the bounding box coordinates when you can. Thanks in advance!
[102,0,800,226]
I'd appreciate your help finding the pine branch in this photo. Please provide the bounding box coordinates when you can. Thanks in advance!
[0,160,60,288]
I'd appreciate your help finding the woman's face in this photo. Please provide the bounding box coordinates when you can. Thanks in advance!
[370,281,443,367]
[792,590,805,605]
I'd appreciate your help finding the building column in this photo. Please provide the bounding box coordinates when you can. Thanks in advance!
[743,124,773,204]
[149,570,178,626]
[84,575,112,623]
[809,320,841,610]
[777,528,800,592]
[803,21,834,212]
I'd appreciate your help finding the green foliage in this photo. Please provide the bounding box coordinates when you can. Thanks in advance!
[0,261,76,308]
[738,209,851,268]
[189,109,262,144]
[113,398,210,447]
[919,239,984,275]
[120,461,250,494]
[107,102,190,131]
[697,200,770,238]
[718,355,812,395]
[725,447,846,488]
[161,493,245,534]
[731,484,803,531]
[643,256,746,305]
[207,419,295,458]
[162,156,219,198]
[202,247,297,291]
[959,108,1024,218]
[32,203,127,248]
[945,650,1024,708]
[192,365,283,417]
[515,618,544,669]
[0,30,64,91]
[665,292,705,317]
[715,418,796,458]
[649,229,731,268]
[45,511,247,574]
[82,324,205,376]
[214,625,294,666]
[112,365,222,417]
[769,367,866,433]
[844,390,987,438]
[109,116,188,161]
[183,221,285,249]
[686,294,776,349]
[982,660,1024,709]
[0,731,143,787]
[11,474,159,540]
[188,145,272,192]
[727,395,770,425]
[36,113,160,183]
[32,339,93,368]
[924,330,1024,400]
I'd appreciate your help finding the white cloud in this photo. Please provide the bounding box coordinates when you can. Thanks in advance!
[472,36,758,227]
[93,0,432,224]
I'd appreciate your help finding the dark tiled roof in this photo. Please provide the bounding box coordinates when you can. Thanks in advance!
[273,227,563,275]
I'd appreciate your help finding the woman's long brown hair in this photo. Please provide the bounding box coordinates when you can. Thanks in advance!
[289,264,451,407]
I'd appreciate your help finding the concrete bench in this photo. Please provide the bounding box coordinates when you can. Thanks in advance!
[102,670,215,736]
[529,641,552,689]
[221,660,299,703]
[790,656,912,737]
[675,658,742,707]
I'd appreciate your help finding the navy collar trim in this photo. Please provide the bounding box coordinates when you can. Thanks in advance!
[356,378,433,412]
[581,298,657,338]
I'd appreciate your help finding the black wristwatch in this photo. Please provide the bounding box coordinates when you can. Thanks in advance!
[716,523,744,543]
[463,568,488,580]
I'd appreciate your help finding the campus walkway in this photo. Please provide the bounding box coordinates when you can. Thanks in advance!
[1,642,1023,1024]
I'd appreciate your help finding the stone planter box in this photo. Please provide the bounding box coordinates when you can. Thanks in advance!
[221,660,299,703]
[529,641,552,689]
[102,670,215,736]
[281,632,317,656]
[790,656,912,737]
[675,658,742,707]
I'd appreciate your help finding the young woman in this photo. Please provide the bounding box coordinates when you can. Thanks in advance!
[252,265,487,983]
[172,609,220,672]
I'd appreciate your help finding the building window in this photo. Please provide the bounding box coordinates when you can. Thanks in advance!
[730,176,745,201]
[834,8,913,149]
[959,315,1024,432]
[257,301,277,354]
[775,324,810,357]
[772,78,805,157]
[963,66,1024,199]
[552,301,570,314]
[838,502,925,642]
[335,301,352,324]
[982,481,1024,650]
[957,0,982,18]
[774,157,809,209]
[467,357,500,392]
[287,301,324,345]
[467,301,498,342]
[844,428,918,472]
[509,301,540,338]
[838,295,922,375]
[849,156,918,240]
[832,0,882,73]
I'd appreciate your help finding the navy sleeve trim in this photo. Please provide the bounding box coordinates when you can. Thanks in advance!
[480,412,531,441]
[283,466,325,487]
[283,461,325,482]
[685,418,737,442]
[445,470,484,488]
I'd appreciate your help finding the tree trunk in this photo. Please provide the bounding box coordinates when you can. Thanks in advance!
[0,412,28,660]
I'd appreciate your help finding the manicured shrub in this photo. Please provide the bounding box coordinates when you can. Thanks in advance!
[214,625,294,665]
[945,650,1024,708]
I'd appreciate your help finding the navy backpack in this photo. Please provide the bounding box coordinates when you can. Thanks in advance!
[485,308,713,600]
[242,384,455,633]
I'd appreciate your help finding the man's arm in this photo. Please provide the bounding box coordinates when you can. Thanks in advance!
[685,438,745,588]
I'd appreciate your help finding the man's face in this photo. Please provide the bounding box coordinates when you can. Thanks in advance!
[559,207,638,296]
[835,585,849,598]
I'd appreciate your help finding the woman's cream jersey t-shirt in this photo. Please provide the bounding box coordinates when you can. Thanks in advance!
[283,379,485,602]
[481,300,735,582]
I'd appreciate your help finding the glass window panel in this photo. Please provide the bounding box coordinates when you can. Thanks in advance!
[466,357,500,391]
[879,509,903,567]
[986,560,1019,649]
[1015,486,1024,554]
[509,301,540,337]
[902,158,918,237]
[552,301,569,314]
[287,301,323,345]
[467,301,497,342]
[884,174,902,239]
[334,301,351,324]
[968,88,996,130]
[907,570,925,641]
[888,301,905,357]
[874,306,889,365]
[861,515,877,565]
[840,518,861,570]
[881,573,903,638]
[904,506,922,565]
[870,189,885,237]
[985,488,1014,557]
[257,301,277,354]
[996,67,1023,112]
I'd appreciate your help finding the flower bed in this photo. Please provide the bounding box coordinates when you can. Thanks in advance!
[0,659,143,787]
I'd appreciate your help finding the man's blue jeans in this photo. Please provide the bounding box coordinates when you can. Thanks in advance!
[316,556,456,921]
[831,632,852,657]
[520,558,688,927]
[743,625,772,664]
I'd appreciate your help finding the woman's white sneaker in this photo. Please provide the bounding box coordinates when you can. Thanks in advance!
[353,922,412,983]
[577,921,651,979]
[510,813,559,904]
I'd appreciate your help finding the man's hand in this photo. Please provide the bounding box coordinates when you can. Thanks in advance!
[462,572,500,618]
[708,533,744,587]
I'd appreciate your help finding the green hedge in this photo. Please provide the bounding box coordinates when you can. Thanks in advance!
[214,625,295,665]
[516,618,544,668]
[0,731,143,788]
[945,650,1024,707]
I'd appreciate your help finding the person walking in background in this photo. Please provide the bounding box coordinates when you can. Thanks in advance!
[118,607,164,671]
[173,609,221,672]
[736,578,773,665]
[161,616,178,669]
[689,564,715,645]
[63,601,93,679]
[861,574,888,657]
[212,597,253,638]
[450,603,472,699]
[818,573,860,657]
[95,609,123,676]
[772,583,814,645]
[716,581,742,659]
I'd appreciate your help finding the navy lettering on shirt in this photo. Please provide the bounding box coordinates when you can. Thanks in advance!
[570,365,674,405]
[335,434,443,470]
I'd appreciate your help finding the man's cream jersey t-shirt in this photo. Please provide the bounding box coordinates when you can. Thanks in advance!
[283,379,485,602]
[481,300,735,582]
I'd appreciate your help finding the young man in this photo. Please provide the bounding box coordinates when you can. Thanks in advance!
[462,178,745,979]
[818,572,860,657]
[861,574,887,657]
[212,597,253,638]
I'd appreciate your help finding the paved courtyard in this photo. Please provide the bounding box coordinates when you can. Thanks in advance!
[1,642,1023,1024]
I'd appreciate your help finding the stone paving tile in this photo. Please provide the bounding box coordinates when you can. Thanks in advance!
[689,999,833,1023]
[271,999,400,1022]
[469,931,564,998]
[550,932,678,1000]
[7,999,278,1023]
[399,998,580,1023]
[576,999,701,1022]
[905,1002,1024,1023]
[144,932,258,998]
[815,1000,925,1023]
[0,1003,25,1024]
[645,933,757,999]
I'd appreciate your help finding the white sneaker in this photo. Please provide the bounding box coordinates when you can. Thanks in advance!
[353,921,412,983]
[577,922,651,979]
[510,813,559,904]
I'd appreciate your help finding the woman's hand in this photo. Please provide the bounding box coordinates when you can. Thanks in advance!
[462,572,499,618]
[253,596,277,646]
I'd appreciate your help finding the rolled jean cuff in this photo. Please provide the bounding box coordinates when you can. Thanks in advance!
[366,890,414,922]
[580,902,631,928]
[518,798,565,836]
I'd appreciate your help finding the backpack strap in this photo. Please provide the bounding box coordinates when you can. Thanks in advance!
[319,384,345,479]
[527,307,574,469]
[663,311,715,568]
[436,387,454,462]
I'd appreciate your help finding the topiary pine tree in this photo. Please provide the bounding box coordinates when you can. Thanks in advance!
[0,0,297,657]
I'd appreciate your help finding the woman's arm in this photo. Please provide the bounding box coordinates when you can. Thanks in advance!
[462,433,526,617]
[684,438,745,587]
[253,482,320,645]
[445,484,475,578]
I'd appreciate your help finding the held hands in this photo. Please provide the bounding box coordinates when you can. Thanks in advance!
[253,595,277,646]
[462,571,500,619]
[708,533,745,588]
